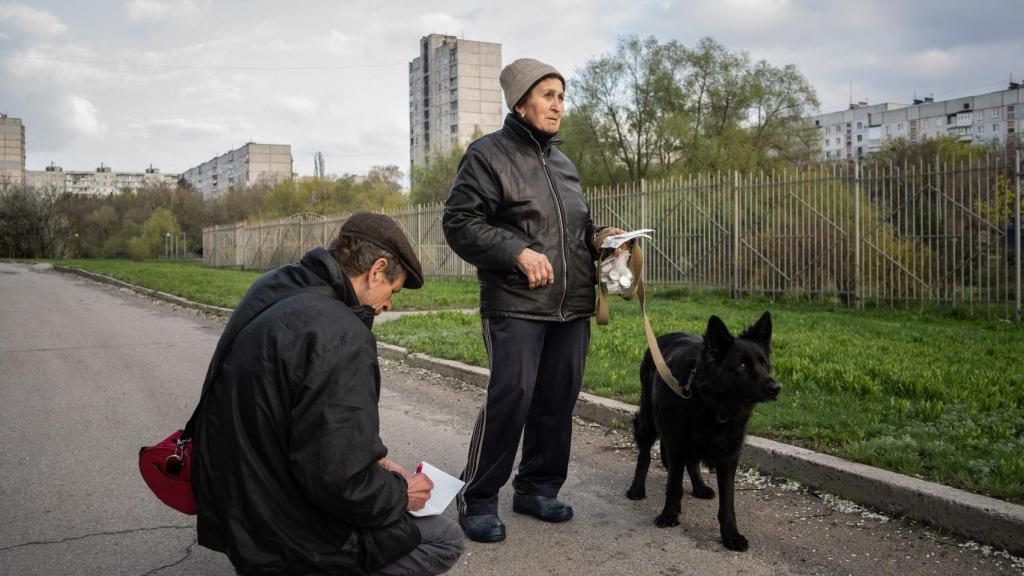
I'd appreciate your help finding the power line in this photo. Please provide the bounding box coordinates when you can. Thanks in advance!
[0,52,406,71]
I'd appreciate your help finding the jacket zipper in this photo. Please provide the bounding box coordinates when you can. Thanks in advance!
[529,134,569,321]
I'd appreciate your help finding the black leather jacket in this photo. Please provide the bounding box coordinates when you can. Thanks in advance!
[443,114,603,321]
[194,248,420,575]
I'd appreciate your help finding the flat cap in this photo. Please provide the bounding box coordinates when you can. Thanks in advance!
[339,212,424,289]
[500,58,564,112]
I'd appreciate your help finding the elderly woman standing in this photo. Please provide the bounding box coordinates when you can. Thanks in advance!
[443,58,621,543]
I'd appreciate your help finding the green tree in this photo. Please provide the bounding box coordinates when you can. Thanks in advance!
[132,207,180,260]
[0,182,69,258]
[358,165,407,211]
[410,145,465,205]
[564,36,819,184]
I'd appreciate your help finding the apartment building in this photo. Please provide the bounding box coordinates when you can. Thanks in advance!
[181,142,293,198]
[0,114,26,185]
[812,83,1024,160]
[26,163,178,195]
[409,34,502,170]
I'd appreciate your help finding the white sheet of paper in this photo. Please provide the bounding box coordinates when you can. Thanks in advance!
[408,461,465,517]
[601,228,654,250]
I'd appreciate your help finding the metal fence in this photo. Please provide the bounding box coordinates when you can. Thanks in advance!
[204,153,1023,320]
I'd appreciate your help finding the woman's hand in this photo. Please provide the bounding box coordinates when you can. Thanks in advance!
[515,248,555,289]
[597,227,629,255]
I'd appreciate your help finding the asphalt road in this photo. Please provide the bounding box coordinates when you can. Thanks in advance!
[1,261,1021,576]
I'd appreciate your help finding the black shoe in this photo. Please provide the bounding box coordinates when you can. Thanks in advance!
[512,493,574,523]
[459,513,506,543]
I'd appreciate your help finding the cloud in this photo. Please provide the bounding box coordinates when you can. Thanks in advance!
[69,96,106,136]
[0,4,67,37]
[3,0,1023,177]
[124,0,201,24]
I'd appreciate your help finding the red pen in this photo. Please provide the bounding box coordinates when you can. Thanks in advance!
[416,462,423,474]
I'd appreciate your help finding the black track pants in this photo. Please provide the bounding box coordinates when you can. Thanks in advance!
[457,316,589,517]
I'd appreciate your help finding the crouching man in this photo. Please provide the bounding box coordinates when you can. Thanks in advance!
[193,212,464,575]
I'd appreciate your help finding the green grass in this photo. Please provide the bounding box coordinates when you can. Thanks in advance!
[47,259,1024,503]
[47,259,481,311]
[49,259,262,309]
[374,288,1024,504]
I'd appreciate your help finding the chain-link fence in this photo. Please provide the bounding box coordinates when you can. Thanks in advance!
[204,153,1023,320]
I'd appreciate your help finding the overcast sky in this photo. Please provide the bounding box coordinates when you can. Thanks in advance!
[1,0,1021,181]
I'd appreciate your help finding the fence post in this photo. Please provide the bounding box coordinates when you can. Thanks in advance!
[1016,150,1021,322]
[733,171,740,298]
[854,159,862,308]
[417,209,423,273]
[640,178,647,231]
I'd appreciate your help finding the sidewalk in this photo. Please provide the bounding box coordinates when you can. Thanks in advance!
[52,264,1024,555]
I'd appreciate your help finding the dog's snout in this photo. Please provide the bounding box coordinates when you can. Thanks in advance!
[765,380,781,400]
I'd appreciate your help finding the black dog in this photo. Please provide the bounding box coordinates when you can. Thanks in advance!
[626,312,779,551]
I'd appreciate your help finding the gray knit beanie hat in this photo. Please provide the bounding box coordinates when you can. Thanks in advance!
[499,58,565,112]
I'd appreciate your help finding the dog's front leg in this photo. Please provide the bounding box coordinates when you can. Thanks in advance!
[715,458,748,551]
[655,455,684,527]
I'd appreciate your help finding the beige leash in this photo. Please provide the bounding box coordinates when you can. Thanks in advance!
[595,231,688,399]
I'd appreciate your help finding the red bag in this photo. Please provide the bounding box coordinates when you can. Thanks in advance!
[138,287,322,515]
[138,430,197,515]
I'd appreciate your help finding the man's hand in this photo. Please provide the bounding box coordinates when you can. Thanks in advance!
[515,248,554,289]
[405,473,434,512]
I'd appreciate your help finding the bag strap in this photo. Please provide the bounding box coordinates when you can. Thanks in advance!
[595,230,688,399]
[181,284,336,439]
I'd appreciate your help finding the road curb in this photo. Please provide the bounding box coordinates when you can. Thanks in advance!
[53,265,235,317]
[52,265,1024,554]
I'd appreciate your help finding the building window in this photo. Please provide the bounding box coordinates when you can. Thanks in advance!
[977,125,984,134]
[885,125,892,136]
[990,109,999,119]
[897,122,904,132]
[856,121,863,129]
[974,110,984,121]
[993,123,999,133]
[857,134,863,142]
[826,126,831,134]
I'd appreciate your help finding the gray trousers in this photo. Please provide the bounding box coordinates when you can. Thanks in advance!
[370,515,464,576]
[253,516,463,576]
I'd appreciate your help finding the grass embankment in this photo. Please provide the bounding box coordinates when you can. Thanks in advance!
[52,259,1024,503]
[48,259,480,310]
[376,289,1024,504]
[50,259,262,309]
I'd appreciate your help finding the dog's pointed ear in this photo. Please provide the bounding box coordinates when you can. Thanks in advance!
[704,315,734,359]
[740,311,772,347]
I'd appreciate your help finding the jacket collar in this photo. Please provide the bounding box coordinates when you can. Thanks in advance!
[300,247,376,329]
[502,113,563,153]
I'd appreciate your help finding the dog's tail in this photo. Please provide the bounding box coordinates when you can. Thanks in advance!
[633,348,658,449]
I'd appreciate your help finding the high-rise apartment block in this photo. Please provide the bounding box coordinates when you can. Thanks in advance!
[0,114,26,185]
[409,34,502,170]
[812,83,1024,160]
[181,142,293,198]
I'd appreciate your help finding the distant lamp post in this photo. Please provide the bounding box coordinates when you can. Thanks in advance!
[73,233,79,259]
[165,232,171,259]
